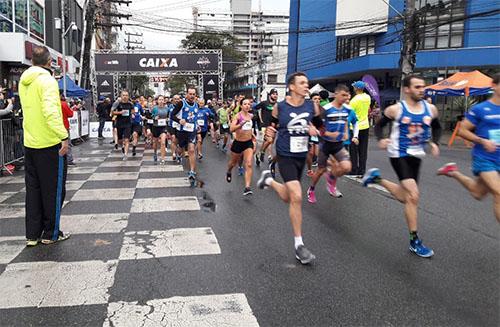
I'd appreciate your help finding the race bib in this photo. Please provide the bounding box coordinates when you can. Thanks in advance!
[407,145,426,158]
[172,121,180,130]
[222,123,229,129]
[310,135,319,142]
[290,136,309,153]
[242,121,253,131]
[157,119,167,127]
[147,119,154,124]
[134,108,139,113]
[488,129,500,145]
[121,110,129,117]
[197,119,205,126]
[184,123,195,132]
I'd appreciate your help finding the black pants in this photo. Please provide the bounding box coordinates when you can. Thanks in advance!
[98,117,106,137]
[25,144,67,240]
[349,128,369,175]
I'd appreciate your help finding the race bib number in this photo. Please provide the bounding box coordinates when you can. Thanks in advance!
[407,145,426,158]
[488,129,500,145]
[172,121,180,130]
[310,135,319,142]
[222,123,229,129]
[242,121,253,131]
[157,119,167,127]
[147,119,154,124]
[290,136,309,153]
[184,123,195,132]
[134,108,139,113]
[121,110,129,117]
[197,119,205,126]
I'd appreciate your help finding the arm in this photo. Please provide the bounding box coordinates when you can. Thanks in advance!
[170,102,183,123]
[0,102,13,117]
[40,77,68,140]
[229,114,243,133]
[429,104,442,145]
[459,119,496,152]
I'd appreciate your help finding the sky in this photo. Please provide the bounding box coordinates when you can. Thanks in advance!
[115,0,290,50]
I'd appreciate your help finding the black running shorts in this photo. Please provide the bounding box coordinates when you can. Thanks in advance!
[116,126,131,140]
[132,124,142,136]
[390,156,422,182]
[278,156,306,183]
[177,131,197,149]
[317,141,350,168]
[152,126,167,138]
[230,139,254,154]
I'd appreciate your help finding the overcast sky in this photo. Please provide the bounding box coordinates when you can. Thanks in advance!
[115,0,290,50]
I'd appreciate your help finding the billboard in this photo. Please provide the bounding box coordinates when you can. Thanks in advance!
[94,53,219,72]
[96,75,115,100]
[335,0,388,36]
[202,75,219,100]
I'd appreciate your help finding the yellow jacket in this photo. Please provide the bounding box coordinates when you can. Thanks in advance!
[350,93,371,130]
[19,66,68,148]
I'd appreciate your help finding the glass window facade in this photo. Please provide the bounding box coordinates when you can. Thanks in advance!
[336,35,376,61]
[29,0,44,41]
[15,0,28,31]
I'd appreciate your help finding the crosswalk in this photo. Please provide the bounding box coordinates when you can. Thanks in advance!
[0,140,259,326]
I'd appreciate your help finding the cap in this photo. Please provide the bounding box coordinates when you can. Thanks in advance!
[352,81,366,89]
[269,88,278,94]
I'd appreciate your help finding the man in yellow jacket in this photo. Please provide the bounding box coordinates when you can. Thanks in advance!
[19,46,70,246]
[349,81,372,176]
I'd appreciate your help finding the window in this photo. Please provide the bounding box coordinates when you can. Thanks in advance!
[267,74,277,83]
[417,0,466,49]
[336,35,376,61]
[0,1,12,17]
[0,15,13,32]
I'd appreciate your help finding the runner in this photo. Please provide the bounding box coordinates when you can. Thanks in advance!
[226,97,256,195]
[112,90,133,160]
[143,101,154,149]
[131,98,145,156]
[217,102,231,152]
[168,95,181,162]
[437,73,500,222]
[151,95,169,165]
[254,89,279,166]
[363,75,442,258]
[171,87,199,186]
[110,95,121,149]
[306,93,320,176]
[307,84,359,203]
[196,99,214,160]
[257,72,322,264]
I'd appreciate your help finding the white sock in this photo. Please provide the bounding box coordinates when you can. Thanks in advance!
[265,177,273,186]
[294,236,304,249]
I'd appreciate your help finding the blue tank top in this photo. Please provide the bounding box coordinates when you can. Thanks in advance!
[276,100,315,158]
[388,100,432,158]
[322,103,352,143]
[153,106,169,127]
[176,99,198,132]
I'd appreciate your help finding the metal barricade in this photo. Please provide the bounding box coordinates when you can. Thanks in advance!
[0,117,24,174]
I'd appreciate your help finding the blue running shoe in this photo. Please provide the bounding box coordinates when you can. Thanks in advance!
[361,168,381,187]
[238,166,244,176]
[409,239,434,258]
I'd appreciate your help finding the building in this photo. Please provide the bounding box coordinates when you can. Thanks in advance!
[0,0,83,95]
[287,0,500,126]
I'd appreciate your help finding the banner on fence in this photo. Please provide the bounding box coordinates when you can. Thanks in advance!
[80,110,89,136]
[89,121,113,138]
[69,114,79,140]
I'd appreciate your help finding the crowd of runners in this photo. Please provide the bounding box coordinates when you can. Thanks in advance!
[104,72,500,265]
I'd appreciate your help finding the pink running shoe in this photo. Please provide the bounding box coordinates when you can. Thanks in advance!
[307,186,317,203]
[437,162,458,176]
[326,173,343,198]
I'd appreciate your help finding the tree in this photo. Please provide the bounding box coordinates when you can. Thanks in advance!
[164,76,196,95]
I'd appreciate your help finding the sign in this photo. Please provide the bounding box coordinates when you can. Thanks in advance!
[29,0,44,42]
[362,74,381,107]
[150,76,170,83]
[69,113,80,140]
[203,75,219,100]
[89,121,113,138]
[80,110,89,136]
[96,75,115,100]
[94,53,219,72]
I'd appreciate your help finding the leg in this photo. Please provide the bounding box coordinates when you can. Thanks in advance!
[285,181,303,237]
[227,152,240,173]
[113,127,118,145]
[400,179,420,232]
[243,148,253,188]
[448,170,490,200]
[349,142,359,174]
[24,147,43,240]
[478,171,500,221]
[358,129,369,175]
[170,135,177,160]
[160,134,167,160]
[310,167,326,187]
[379,178,408,203]
[188,142,196,172]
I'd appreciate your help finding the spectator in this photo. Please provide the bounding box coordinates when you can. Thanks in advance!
[96,96,111,139]
[319,89,330,107]
[0,98,13,117]
[349,81,371,176]
[18,45,70,246]
[61,94,75,165]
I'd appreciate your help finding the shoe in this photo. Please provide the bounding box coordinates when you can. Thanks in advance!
[98,136,104,140]
[160,160,165,165]
[269,161,276,179]
[255,153,261,166]
[114,143,118,149]
[226,172,232,183]
[122,155,128,161]
[295,245,316,265]
[198,153,203,160]
[153,153,158,163]
[185,153,189,158]
[312,161,318,168]
[361,168,380,187]
[26,239,38,247]
[260,152,265,163]
[409,239,434,258]
[437,162,458,176]
[307,187,316,203]
[41,232,70,245]
[67,161,76,166]
[188,170,196,181]
[238,166,244,176]
[267,155,273,163]
[326,175,342,198]
[132,146,136,156]
[257,170,273,189]
[243,187,253,196]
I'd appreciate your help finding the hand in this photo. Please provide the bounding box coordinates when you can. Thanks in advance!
[308,123,319,136]
[7,98,12,105]
[378,138,391,149]
[352,137,359,145]
[59,140,69,156]
[480,139,497,153]
[180,119,186,125]
[430,142,440,157]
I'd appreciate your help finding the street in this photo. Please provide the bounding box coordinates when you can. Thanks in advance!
[0,137,497,326]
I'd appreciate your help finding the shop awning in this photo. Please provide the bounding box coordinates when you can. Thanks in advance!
[425,70,492,97]
[58,75,89,97]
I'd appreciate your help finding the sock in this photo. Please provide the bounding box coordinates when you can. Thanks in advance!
[410,231,419,241]
[309,185,315,190]
[294,236,304,249]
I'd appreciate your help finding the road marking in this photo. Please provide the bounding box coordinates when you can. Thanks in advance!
[100,160,143,167]
[0,260,118,308]
[0,193,14,203]
[139,165,183,173]
[65,180,87,191]
[0,205,24,219]
[103,293,259,327]
[74,157,107,163]
[136,177,190,189]
[0,236,25,264]
[3,177,24,184]
[70,188,135,201]
[131,196,200,213]
[67,167,98,174]
[88,172,139,181]
[119,227,220,260]
[60,213,129,234]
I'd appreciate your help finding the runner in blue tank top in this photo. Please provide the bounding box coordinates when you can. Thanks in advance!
[364,75,442,258]
[196,99,214,161]
[437,73,500,222]
[257,72,322,265]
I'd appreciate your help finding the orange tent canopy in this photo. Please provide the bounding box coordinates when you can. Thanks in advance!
[425,70,493,97]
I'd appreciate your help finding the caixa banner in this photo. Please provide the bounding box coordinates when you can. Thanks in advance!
[94,53,219,72]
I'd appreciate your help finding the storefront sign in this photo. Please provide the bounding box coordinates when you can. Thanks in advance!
[202,75,219,100]
[89,121,113,138]
[69,114,79,140]
[80,110,89,136]
[96,75,115,101]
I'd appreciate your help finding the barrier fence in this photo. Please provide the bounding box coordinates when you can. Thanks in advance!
[0,117,24,175]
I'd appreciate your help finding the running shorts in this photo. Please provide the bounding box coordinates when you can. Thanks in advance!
[166,126,176,136]
[278,156,306,183]
[152,126,167,138]
[219,125,230,134]
[177,131,197,149]
[116,126,131,140]
[198,130,208,140]
[231,139,254,154]
[132,124,142,136]
[318,142,350,168]
[390,156,422,182]
[472,155,500,176]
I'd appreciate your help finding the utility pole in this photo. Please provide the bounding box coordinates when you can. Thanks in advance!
[124,31,143,50]
[399,0,418,98]
[61,0,67,97]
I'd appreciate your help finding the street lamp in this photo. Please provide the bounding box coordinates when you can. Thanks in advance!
[54,14,77,97]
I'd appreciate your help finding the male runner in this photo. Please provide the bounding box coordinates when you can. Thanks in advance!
[167,95,181,161]
[217,103,231,152]
[437,73,500,221]
[112,90,133,160]
[257,72,322,264]
[196,99,214,160]
[171,87,199,185]
[255,89,279,165]
[307,84,359,203]
[363,75,442,258]
[306,93,321,176]
[131,98,144,156]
